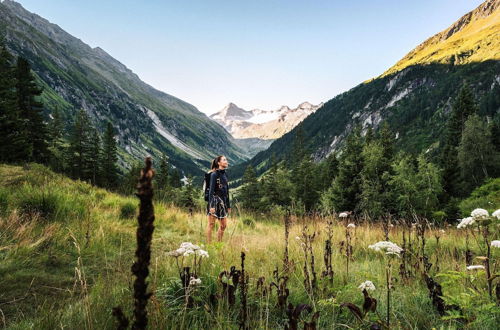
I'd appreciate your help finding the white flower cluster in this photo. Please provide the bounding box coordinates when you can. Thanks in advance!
[368,241,403,257]
[466,265,485,270]
[457,208,500,229]
[457,217,475,229]
[347,223,356,229]
[471,208,489,221]
[491,240,500,248]
[339,212,349,218]
[358,280,376,291]
[189,276,202,286]
[168,242,209,258]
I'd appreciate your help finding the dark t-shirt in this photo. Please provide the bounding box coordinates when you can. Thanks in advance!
[208,169,230,208]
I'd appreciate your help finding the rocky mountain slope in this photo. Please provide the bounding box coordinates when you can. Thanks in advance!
[0,0,247,176]
[231,0,500,181]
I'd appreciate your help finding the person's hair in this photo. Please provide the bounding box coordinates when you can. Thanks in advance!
[210,155,224,172]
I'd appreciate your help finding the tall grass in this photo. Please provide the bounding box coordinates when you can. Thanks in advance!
[1,164,499,329]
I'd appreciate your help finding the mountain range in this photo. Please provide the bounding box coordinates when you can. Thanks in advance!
[230,0,500,182]
[209,101,323,157]
[210,101,323,140]
[0,0,248,177]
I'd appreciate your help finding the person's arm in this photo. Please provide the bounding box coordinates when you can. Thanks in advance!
[208,171,217,208]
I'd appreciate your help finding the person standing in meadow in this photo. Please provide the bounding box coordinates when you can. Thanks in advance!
[205,155,231,243]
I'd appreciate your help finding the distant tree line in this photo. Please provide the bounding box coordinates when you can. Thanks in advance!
[239,83,500,221]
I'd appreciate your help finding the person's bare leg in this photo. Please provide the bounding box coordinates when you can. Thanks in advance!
[217,217,227,242]
[206,215,216,243]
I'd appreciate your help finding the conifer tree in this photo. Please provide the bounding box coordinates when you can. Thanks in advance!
[156,154,170,190]
[89,126,102,185]
[47,107,66,172]
[458,114,497,190]
[102,121,118,188]
[68,109,93,181]
[15,57,49,162]
[178,175,196,208]
[0,43,27,161]
[441,83,477,198]
[169,168,182,188]
[240,164,260,210]
[328,124,364,212]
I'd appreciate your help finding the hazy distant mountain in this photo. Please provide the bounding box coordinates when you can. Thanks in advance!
[210,101,323,139]
[0,0,248,176]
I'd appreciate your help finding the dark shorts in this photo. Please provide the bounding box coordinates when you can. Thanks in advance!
[207,196,228,219]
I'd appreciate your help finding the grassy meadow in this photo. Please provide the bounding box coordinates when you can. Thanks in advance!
[0,164,499,329]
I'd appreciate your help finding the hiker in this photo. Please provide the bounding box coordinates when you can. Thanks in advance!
[205,155,231,243]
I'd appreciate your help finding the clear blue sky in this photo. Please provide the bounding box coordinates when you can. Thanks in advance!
[16,0,484,115]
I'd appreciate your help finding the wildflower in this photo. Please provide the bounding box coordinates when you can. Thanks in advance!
[168,247,186,257]
[180,242,200,250]
[471,208,489,221]
[295,236,301,240]
[466,265,485,270]
[196,249,209,258]
[347,223,356,229]
[491,240,500,248]
[492,209,500,220]
[339,212,349,218]
[189,277,202,286]
[183,249,195,257]
[358,280,376,291]
[389,223,394,228]
[368,241,403,257]
[457,217,475,229]
[439,229,445,234]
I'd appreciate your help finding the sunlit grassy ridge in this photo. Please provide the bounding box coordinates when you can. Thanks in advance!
[382,0,500,77]
[1,164,499,329]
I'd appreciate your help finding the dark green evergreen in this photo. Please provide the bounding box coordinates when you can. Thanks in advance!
[169,168,182,188]
[0,43,28,162]
[15,57,49,162]
[457,114,497,190]
[102,122,118,188]
[239,164,260,210]
[47,107,67,172]
[68,109,94,182]
[329,124,364,212]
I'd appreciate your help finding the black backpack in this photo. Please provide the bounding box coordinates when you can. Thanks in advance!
[203,171,220,201]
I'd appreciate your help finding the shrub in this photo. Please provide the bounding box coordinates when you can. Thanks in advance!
[0,187,9,216]
[17,188,60,221]
[459,178,500,215]
[241,216,255,228]
[120,202,136,219]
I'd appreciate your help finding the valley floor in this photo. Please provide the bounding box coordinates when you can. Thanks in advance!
[0,164,499,329]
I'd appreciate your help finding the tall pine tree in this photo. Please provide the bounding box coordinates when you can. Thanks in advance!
[0,43,28,162]
[15,57,49,162]
[328,124,364,213]
[441,83,477,198]
[68,109,94,182]
[457,114,497,191]
[102,122,118,188]
[48,107,66,170]
[240,164,260,210]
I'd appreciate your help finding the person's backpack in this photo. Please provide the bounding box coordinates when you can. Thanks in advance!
[203,171,220,201]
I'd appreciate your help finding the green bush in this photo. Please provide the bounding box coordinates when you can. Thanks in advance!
[241,216,255,228]
[0,187,9,216]
[120,202,136,219]
[459,178,500,215]
[14,185,89,222]
[17,189,60,221]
